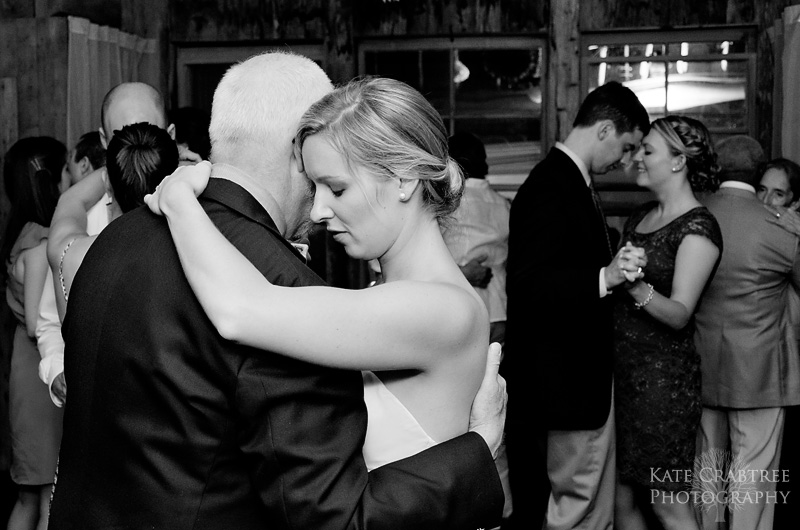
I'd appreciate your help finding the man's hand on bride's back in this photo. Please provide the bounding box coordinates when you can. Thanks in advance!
[145,160,213,217]
[468,342,507,459]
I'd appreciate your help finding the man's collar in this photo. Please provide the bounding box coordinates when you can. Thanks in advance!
[210,163,286,236]
[201,178,308,263]
[555,142,591,187]
[719,180,756,194]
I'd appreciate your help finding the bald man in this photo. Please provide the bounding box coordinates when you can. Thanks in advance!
[99,82,175,147]
[37,82,174,406]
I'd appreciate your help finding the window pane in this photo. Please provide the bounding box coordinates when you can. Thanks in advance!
[363,51,420,88]
[455,118,540,189]
[664,60,747,130]
[189,64,231,114]
[587,58,748,132]
[454,49,542,117]
[454,117,540,144]
[420,50,450,114]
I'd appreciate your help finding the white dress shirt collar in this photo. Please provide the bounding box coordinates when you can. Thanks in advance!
[719,180,756,194]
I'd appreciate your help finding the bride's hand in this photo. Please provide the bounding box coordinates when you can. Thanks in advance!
[145,160,212,217]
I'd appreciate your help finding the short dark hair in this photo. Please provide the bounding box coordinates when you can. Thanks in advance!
[106,122,178,213]
[573,81,650,136]
[763,157,800,203]
[170,107,211,161]
[714,135,765,187]
[448,132,488,180]
[73,131,106,170]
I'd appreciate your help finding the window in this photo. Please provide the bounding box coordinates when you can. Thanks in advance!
[359,36,546,196]
[175,43,325,114]
[582,26,757,141]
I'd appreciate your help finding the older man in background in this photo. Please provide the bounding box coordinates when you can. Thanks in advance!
[695,135,800,530]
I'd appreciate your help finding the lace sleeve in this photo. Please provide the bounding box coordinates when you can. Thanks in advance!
[681,208,723,253]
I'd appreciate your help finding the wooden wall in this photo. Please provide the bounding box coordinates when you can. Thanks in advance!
[0,16,68,241]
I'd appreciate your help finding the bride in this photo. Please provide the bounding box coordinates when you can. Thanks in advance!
[147,77,494,469]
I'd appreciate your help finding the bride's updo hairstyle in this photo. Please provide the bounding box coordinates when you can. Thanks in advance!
[651,115,720,193]
[295,76,464,221]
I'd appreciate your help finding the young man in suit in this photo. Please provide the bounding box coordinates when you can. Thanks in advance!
[695,135,800,530]
[48,51,506,530]
[503,81,649,530]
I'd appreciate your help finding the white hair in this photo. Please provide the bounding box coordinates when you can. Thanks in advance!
[209,51,333,171]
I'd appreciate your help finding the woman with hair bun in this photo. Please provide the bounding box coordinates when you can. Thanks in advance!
[613,116,723,530]
[146,77,494,470]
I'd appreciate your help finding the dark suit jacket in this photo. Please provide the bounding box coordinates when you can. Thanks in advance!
[49,178,503,530]
[504,147,614,432]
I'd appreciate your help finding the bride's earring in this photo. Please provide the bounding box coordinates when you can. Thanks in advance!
[399,192,406,201]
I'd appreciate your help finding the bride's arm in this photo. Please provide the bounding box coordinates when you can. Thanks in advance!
[146,164,481,371]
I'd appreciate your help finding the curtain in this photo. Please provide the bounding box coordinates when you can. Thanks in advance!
[770,5,800,162]
[66,16,158,149]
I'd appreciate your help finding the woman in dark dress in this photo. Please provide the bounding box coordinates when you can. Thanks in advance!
[614,116,723,530]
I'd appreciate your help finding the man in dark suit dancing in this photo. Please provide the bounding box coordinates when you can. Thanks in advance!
[503,81,649,530]
[48,51,506,530]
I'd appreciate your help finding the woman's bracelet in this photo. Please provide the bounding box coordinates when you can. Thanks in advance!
[634,283,655,309]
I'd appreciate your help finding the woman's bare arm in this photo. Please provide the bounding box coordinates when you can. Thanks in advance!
[146,163,482,371]
[626,234,719,330]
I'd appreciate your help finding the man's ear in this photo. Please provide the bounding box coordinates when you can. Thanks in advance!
[292,140,304,174]
[99,127,109,149]
[166,123,176,141]
[77,156,92,177]
[597,120,615,142]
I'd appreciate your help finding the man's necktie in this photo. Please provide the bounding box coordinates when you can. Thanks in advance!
[590,180,614,257]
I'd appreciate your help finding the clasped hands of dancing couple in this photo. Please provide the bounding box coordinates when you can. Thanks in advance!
[610,241,648,286]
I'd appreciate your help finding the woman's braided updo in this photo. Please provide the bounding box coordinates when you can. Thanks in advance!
[651,116,720,193]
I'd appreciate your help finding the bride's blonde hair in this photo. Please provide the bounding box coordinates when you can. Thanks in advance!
[295,76,464,221]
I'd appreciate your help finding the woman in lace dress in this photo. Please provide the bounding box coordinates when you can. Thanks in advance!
[1,137,66,530]
[146,77,494,469]
[613,116,723,530]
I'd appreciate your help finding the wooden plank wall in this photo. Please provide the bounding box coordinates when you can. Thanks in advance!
[120,0,170,99]
[0,16,68,231]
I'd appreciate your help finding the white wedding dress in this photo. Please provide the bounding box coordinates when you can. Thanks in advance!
[361,371,438,471]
